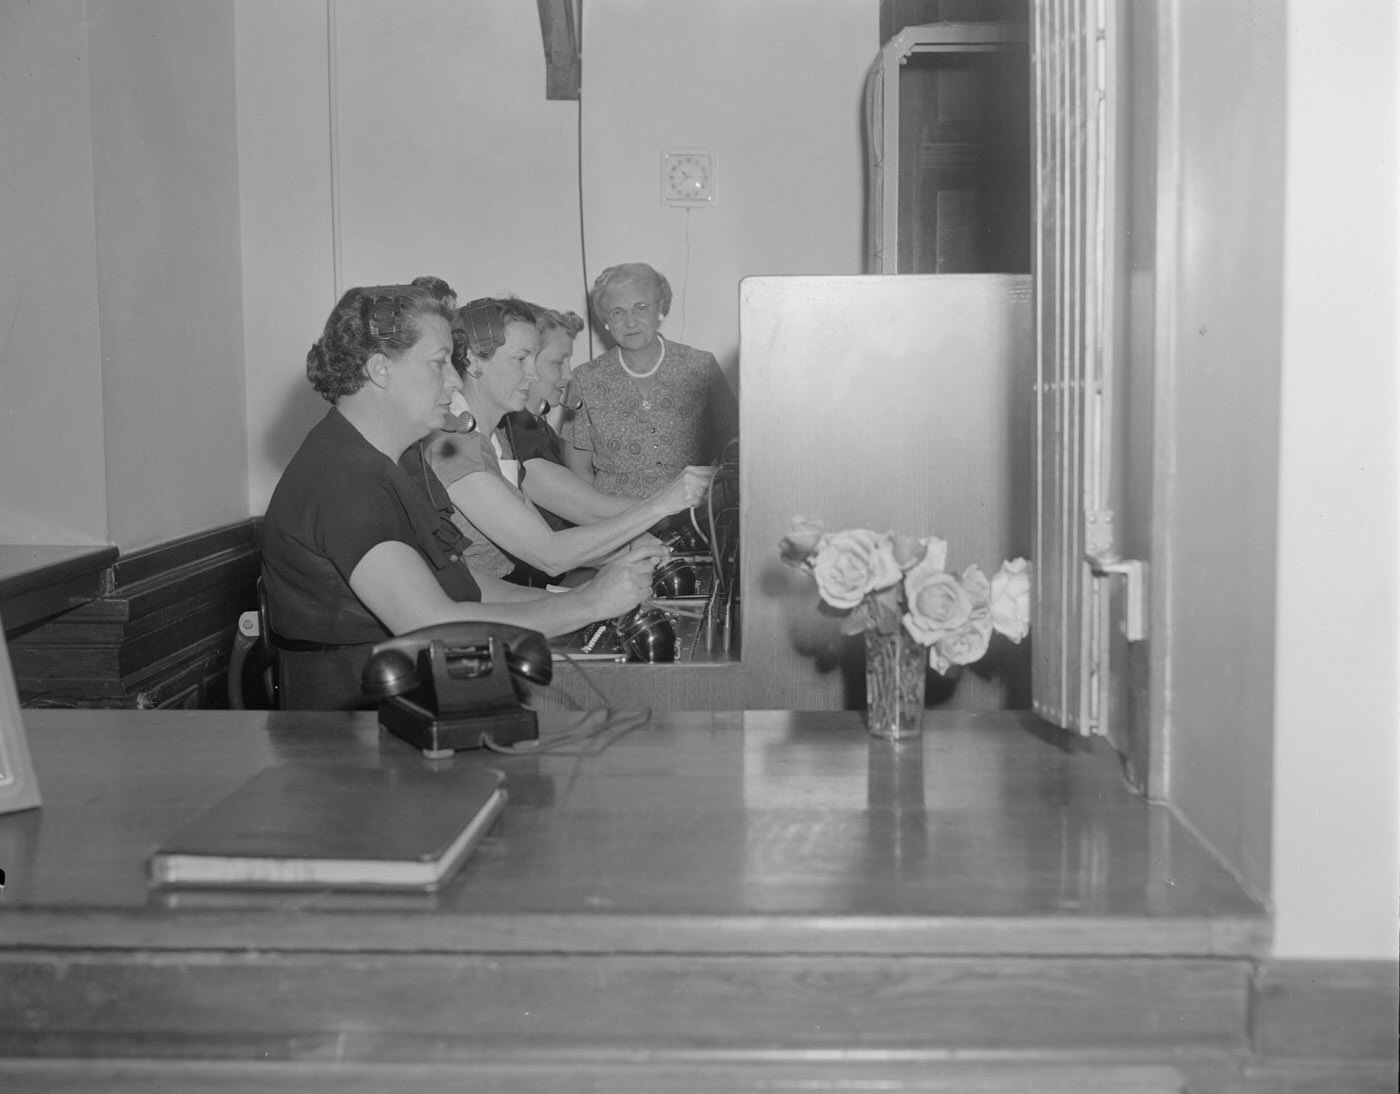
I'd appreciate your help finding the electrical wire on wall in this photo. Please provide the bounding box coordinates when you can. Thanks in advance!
[678,207,694,343]
[326,0,343,300]
[573,2,593,360]
[570,2,701,354]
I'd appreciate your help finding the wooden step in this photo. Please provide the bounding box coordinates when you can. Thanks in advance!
[0,1056,1191,1093]
[0,949,1251,1062]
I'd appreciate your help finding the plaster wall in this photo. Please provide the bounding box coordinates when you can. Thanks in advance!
[88,0,247,551]
[1272,0,1399,959]
[0,1,108,545]
[238,0,879,511]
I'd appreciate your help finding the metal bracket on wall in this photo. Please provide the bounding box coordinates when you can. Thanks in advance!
[1086,555,1147,642]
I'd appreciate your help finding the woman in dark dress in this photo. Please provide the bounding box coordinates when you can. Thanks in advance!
[260,282,661,709]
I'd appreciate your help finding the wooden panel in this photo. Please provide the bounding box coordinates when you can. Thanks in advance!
[0,707,1272,1075]
[8,521,259,708]
[739,275,1033,712]
[882,0,1030,44]
[0,1058,1190,1094]
[1251,960,1400,1062]
[0,545,116,634]
[6,709,1265,957]
[535,0,580,101]
[0,952,1248,1059]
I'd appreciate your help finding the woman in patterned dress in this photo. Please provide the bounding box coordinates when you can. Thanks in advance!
[560,263,738,501]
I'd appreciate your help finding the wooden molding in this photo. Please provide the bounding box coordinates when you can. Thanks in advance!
[1252,959,1400,1063]
[536,0,581,101]
[8,521,261,709]
[0,545,117,635]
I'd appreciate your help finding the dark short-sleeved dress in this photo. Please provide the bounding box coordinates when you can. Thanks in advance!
[496,411,574,587]
[261,409,481,710]
[499,411,573,533]
[560,336,738,499]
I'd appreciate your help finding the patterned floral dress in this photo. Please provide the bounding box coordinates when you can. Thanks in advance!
[560,337,738,499]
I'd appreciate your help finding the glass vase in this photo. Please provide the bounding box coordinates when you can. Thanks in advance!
[863,628,928,741]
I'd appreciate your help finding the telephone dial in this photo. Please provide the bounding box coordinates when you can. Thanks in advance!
[361,623,552,757]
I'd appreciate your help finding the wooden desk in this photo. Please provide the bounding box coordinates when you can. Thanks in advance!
[0,709,1265,1089]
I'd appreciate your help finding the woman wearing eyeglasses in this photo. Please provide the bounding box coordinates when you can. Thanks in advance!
[560,263,738,501]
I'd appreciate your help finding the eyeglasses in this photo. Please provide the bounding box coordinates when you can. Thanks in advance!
[605,302,656,325]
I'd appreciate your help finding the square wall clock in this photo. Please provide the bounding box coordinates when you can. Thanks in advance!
[662,148,716,207]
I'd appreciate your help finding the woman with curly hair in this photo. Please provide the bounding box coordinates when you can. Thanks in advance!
[561,262,737,500]
[260,282,662,710]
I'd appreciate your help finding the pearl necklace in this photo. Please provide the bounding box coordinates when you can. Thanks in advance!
[620,336,665,410]
[619,335,666,380]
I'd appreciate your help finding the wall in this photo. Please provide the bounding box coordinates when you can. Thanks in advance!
[239,0,880,511]
[0,1,108,545]
[1161,0,1286,901]
[235,0,337,506]
[0,0,248,554]
[1272,0,1399,959]
[88,0,248,551]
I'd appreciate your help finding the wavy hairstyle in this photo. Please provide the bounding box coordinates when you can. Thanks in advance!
[536,306,586,341]
[305,283,456,404]
[587,263,673,327]
[454,296,543,372]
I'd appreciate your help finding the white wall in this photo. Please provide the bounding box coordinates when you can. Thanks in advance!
[238,0,879,510]
[0,0,247,554]
[235,0,337,507]
[88,0,248,551]
[0,1,108,545]
[1272,0,1399,959]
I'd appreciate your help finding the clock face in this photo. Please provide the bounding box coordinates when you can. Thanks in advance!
[662,150,715,205]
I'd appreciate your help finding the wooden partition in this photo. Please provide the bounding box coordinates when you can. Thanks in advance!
[738,273,1033,711]
[536,274,1034,713]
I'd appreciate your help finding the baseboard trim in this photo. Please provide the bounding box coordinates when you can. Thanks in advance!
[1252,958,1399,1062]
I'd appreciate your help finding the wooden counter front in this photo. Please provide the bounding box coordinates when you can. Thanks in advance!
[0,708,1266,1072]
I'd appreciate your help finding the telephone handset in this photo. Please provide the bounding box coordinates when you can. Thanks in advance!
[362,623,551,758]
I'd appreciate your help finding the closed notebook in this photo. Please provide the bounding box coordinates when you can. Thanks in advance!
[148,763,507,892]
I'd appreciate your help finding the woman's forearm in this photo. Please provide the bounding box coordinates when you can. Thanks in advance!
[351,542,615,638]
[520,459,634,524]
[450,474,665,576]
[561,442,595,484]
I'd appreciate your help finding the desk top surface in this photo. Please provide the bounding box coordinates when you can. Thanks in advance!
[1,708,1266,956]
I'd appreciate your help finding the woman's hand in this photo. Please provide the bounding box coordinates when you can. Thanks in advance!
[653,465,717,516]
[581,544,665,619]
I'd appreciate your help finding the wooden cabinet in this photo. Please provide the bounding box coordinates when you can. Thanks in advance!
[867,19,1031,273]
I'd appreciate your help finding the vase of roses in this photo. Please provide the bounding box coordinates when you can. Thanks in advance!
[778,517,1031,741]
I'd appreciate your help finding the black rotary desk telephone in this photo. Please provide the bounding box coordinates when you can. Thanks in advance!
[361,623,552,758]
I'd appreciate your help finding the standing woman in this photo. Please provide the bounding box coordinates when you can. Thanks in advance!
[561,263,738,499]
[260,283,660,710]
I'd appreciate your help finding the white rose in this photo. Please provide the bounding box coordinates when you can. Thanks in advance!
[810,529,902,610]
[890,533,947,572]
[902,566,973,646]
[989,558,1031,643]
[934,614,994,668]
[778,516,825,569]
